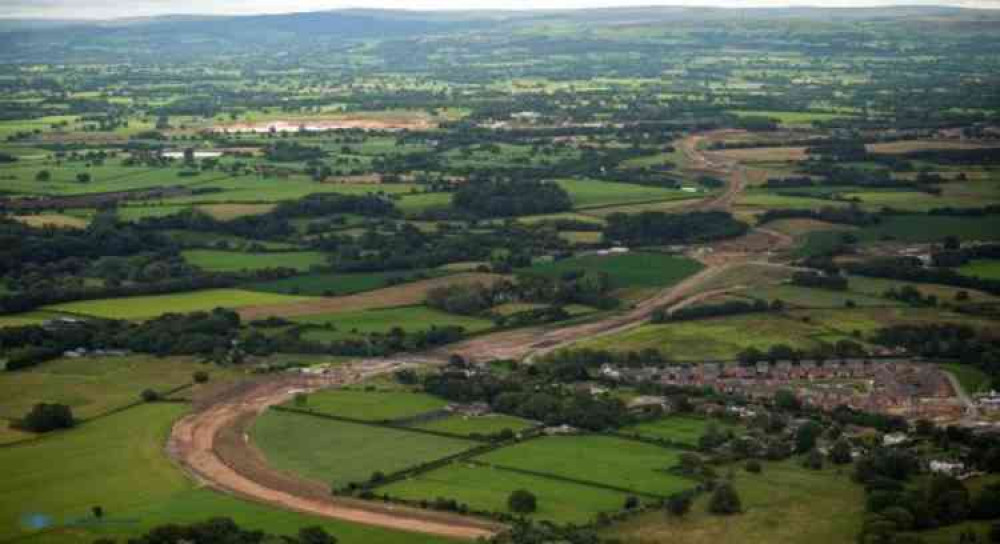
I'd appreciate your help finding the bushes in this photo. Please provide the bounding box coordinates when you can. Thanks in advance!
[604,210,748,246]
[652,299,770,323]
[14,402,75,433]
[791,271,848,291]
[452,179,572,218]
[508,489,538,514]
[708,482,742,515]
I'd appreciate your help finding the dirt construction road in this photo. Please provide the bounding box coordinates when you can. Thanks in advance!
[167,364,500,540]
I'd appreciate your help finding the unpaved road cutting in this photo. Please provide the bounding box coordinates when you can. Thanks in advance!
[167,365,499,540]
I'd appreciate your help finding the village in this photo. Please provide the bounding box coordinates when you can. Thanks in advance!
[598,357,975,423]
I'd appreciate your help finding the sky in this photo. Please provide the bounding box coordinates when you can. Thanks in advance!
[1,0,998,20]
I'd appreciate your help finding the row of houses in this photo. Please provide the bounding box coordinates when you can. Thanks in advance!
[601,359,964,421]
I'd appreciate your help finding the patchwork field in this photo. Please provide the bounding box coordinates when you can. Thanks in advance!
[605,460,865,544]
[622,416,742,446]
[0,355,227,424]
[380,462,630,524]
[410,414,537,437]
[237,273,505,319]
[294,389,449,422]
[45,289,311,319]
[252,410,474,487]
[293,306,495,337]
[959,259,1000,280]
[182,249,327,272]
[857,214,1000,243]
[521,252,703,289]
[246,270,448,296]
[555,178,695,209]
[475,435,693,498]
[577,313,848,360]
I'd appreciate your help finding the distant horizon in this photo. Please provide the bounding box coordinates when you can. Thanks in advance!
[1,0,998,21]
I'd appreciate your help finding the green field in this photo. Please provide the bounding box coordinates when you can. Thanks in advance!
[246,270,448,296]
[475,435,694,498]
[577,313,848,360]
[410,414,537,437]
[293,306,494,338]
[605,459,865,544]
[182,249,327,272]
[521,252,703,289]
[252,410,474,487]
[938,363,991,394]
[857,214,1000,243]
[380,462,630,524]
[44,289,310,319]
[622,416,742,446]
[748,284,893,309]
[959,259,1000,280]
[0,403,453,544]
[555,178,695,209]
[295,389,450,421]
[0,355,226,424]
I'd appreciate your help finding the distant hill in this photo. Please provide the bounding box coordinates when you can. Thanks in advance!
[0,6,997,64]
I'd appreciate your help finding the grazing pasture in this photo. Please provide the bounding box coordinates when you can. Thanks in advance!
[577,313,852,360]
[0,355,231,424]
[475,435,693,497]
[292,306,494,336]
[380,462,630,524]
[555,178,693,209]
[251,410,474,487]
[605,460,864,544]
[958,259,1000,280]
[293,389,450,422]
[246,270,447,296]
[521,252,703,289]
[182,249,327,272]
[45,289,311,319]
[410,414,537,437]
[238,273,505,319]
[621,416,742,446]
[857,214,1000,242]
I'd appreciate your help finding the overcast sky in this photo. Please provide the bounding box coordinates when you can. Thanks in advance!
[2,0,998,20]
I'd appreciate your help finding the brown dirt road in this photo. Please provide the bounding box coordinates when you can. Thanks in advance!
[167,362,500,541]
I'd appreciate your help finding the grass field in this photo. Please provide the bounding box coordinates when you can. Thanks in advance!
[292,306,494,336]
[0,355,226,424]
[246,270,448,297]
[476,435,693,498]
[939,363,991,395]
[604,459,865,544]
[237,273,505,319]
[857,214,1000,243]
[959,259,1000,280]
[621,416,742,446]
[293,389,449,422]
[0,311,59,329]
[0,403,190,541]
[182,249,327,272]
[555,178,693,209]
[410,414,537,437]
[577,313,849,361]
[252,410,474,487]
[0,403,453,544]
[747,284,892,308]
[380,462,630,524]
[45,289,311,319]
[520,252,703,289]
